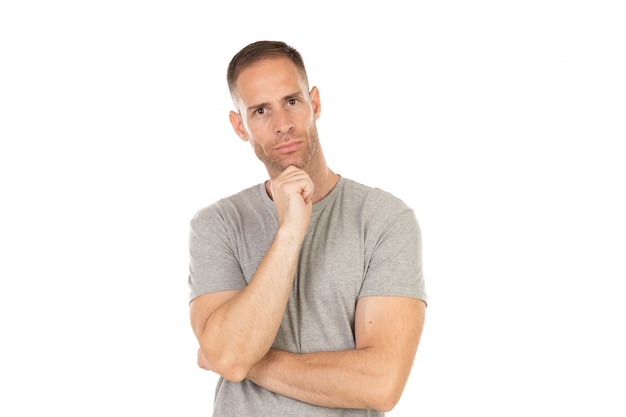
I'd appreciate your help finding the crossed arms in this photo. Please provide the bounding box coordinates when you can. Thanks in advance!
[189,167,426,412]
[191,290,425,411]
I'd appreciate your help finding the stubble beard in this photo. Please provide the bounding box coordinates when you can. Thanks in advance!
[254,126,320,177]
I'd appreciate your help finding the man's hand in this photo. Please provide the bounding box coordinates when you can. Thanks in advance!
[197,347,214,372]
[268,166,314,236]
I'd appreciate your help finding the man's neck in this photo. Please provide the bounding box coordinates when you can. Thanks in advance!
[309,166,339,204]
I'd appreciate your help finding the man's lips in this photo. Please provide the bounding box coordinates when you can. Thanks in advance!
[274,141,302,153]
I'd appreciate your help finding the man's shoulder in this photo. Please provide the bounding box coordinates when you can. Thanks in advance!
[341,177,413,213]
[190,183,267,224]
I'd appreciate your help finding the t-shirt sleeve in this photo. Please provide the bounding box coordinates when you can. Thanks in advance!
[359,208,428,304]
[187,206,247,302]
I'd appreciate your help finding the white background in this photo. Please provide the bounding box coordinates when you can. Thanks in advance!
[1,1,625,415]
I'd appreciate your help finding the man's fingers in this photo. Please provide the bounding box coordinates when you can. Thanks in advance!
[270,166,314,202]
[269,166,314,233]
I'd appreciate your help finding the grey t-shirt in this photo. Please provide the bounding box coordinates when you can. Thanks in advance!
[188,176,427,416]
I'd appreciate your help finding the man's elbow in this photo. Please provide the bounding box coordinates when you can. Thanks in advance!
[371,392,401,413]
[368,377,406,412]
[219,366,249,383]
[212,354,253,383]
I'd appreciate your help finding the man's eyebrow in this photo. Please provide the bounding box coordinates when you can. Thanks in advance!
[283,91,303,100]
[246,92,303,113]
[246,102,269,113]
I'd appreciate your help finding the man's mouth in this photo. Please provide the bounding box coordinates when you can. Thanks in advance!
[275,141,302,153]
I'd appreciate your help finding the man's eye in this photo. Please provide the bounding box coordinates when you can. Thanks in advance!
[256,108,265,115]
[287,99,298,106]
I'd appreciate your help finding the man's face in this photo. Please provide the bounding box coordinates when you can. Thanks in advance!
[229,57,321,178]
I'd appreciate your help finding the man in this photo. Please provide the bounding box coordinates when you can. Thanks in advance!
[188,40,427,416]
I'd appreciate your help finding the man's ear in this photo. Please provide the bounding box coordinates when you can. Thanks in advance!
[229,111,249,142]
[310,86,321,120]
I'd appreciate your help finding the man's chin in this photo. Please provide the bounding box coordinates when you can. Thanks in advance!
[274,158,307,173]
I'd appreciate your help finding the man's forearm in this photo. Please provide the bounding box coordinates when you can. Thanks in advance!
[199,228,304,381]
[194,168,315,382]
[246,347,410,412]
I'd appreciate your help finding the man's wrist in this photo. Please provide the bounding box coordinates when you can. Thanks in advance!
[274,226,307,249]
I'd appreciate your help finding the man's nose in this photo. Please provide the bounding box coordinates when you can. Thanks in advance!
[273,108,293,134]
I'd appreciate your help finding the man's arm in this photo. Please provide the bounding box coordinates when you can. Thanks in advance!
[246,295,426,412]
[189,229,301,382]
[189,167,314,382]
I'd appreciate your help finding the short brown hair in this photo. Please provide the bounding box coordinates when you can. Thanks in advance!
[227,40,309,96]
